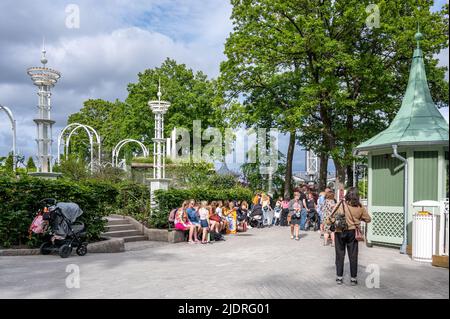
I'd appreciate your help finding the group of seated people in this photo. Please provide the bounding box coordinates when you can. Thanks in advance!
[173,199,250,244]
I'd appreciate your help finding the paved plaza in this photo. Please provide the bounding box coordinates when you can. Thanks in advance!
[0,226,448,299]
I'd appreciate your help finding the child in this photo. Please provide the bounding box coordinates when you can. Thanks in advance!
[198,201,210,244]
[273,197,282,226]
[290,198,302,240]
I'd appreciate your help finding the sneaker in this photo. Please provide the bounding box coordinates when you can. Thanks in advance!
[350,278,358,286]
[336,277,343,285]
[295,237,299,241]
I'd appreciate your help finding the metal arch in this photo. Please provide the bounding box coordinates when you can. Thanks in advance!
[65,125,94,173]
[80,124,101,163]
[57,123,101,173]
[112,139,149,167]
[57,123,101,164]
[113,139,149,167]
[0,104,17,172]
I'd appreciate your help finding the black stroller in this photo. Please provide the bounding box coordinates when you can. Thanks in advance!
[37,198,88,258]
[248,204,264,228]
[304,209,320,231]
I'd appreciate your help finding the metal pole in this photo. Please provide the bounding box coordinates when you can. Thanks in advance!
[392,144,408,254]
[353,160,356,187]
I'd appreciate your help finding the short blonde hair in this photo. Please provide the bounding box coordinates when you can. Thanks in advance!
[326,192,335,200]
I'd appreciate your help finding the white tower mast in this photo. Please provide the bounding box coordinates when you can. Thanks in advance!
[27,40,61,173]
[148,79,171,207]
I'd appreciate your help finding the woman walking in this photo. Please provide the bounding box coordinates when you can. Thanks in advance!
[333,187,371,286]
[289,194,302,240]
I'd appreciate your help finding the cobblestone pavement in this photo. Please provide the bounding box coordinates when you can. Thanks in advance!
[0,226,448,299]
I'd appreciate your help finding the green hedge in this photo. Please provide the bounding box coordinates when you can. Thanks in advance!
[154,187,253,212]
[0,176,134,248]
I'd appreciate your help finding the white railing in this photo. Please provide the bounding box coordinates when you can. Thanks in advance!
[440,199,449,256]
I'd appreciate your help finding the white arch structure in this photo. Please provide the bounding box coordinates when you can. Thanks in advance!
[57,123,101,173]
[0,104,17,172]
[112,139,149,168]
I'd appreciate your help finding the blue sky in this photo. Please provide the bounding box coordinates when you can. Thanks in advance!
[0,0,448,173]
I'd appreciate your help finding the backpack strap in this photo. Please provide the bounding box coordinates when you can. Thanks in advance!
[330,200,344,218]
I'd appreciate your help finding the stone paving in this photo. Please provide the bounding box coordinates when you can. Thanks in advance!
[0,226,448,299]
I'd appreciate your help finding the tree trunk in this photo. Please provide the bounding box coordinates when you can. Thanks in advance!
[334,160,346,199]
[318,151,328,190]
[284,130,296,198]
[346,164,354,188]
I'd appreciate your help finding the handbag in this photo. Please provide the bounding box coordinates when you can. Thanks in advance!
[345,203,365,241]
[328,200,348,232]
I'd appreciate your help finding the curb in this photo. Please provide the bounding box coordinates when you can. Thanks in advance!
[0,237,125,256]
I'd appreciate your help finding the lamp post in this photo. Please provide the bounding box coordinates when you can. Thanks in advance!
[27,41,60,174]
[147,80,171,208]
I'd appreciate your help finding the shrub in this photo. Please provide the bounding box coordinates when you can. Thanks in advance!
[154,187,253,213]
[0,176,119,248]
[116,181,151,223]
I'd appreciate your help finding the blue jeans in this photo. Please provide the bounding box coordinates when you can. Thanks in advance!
[262,207,268,225]
[300,209,307,230]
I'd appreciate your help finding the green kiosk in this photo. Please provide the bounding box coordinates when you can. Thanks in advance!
[354,31,449,253]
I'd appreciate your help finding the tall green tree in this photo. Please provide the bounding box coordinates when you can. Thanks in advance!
[221,0,448,192]
[26,157,36,173]
[67,58,225,164]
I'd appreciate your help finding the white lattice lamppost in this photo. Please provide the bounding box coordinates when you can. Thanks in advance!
[27,42,61,177]
[147,81,171,207]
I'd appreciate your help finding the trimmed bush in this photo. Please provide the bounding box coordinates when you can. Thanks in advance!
[0,176,119,248]
[116,181,151,223]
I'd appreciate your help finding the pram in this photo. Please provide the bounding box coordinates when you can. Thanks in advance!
[304,208,320,231]
[248,204,264,228]
[32,198,88,258]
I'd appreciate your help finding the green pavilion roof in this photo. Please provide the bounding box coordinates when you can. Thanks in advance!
[355,31,449,153]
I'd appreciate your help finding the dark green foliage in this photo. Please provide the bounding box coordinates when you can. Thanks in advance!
[116,181,151,223]
[0,176,147,248]
[154,187,253,213]
[26,157,37,172]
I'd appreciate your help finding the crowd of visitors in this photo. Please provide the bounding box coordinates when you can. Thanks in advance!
[170,184,371,286]
[172,199,252,244]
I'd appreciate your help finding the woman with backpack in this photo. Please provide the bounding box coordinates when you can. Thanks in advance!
[332,187,371,286]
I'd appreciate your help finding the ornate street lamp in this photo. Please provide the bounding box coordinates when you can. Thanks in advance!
[147,80,171,207]
[27,41,61,175]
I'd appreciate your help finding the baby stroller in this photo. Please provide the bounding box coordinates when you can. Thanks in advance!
[32,198,88,258]
[248,204,264,228]
[304,209,320,231]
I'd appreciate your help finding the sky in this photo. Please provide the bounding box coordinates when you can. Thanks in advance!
[0,0,448,174]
